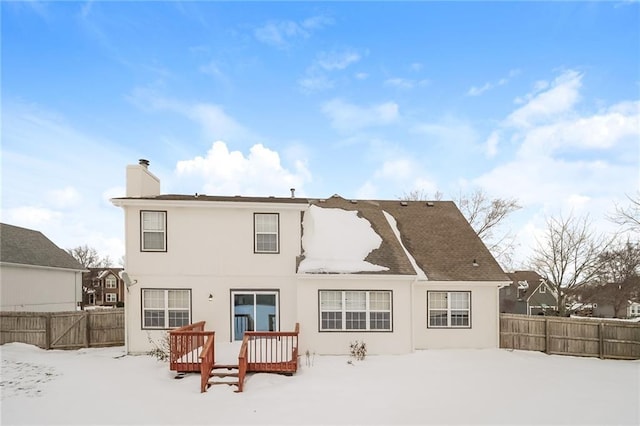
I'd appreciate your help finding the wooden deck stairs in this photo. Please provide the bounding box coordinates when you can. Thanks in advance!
[169,322,300,393]
[206,364,240,391]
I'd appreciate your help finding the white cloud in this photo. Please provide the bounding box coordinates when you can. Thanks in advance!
[356,181,377,199]
[375,159,414,181]
[175,141,310,197]
[507,70,582,127]
[518,102,640,157]
[254,15,333,49]
[298,49,363,93]
[1,206,62,228]
[128,88,254,143]
[355,72,368,80]
[384,78,415,90]
[321,99,399,132]
[47,186,82,209]
[485,131,500,158]
[467,82,493,96]
[316,50,361,71]
[298,75,334,93]
[467,69,521,97]
[384,77,430,90]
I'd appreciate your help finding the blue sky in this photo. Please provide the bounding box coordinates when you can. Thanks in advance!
[2,1,639,268]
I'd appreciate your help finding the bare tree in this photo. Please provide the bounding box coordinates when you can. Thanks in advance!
[582,240,640,317]
[530,213,613,316]
[609,192,640,233]
[66,244,112,268]
[399,189,443,201]
[400,188,521,268]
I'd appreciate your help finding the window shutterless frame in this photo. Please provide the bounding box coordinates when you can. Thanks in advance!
[141,288,192,330]
[140,210,167,252]
[427,291,472,329]
[318,290,393,332]
[253,213,279,254]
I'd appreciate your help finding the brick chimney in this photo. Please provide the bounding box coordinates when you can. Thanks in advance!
[126,159,160,197]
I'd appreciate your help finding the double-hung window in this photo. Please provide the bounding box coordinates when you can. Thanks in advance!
[427,291,471,328]
[105,276,117,289]
[319,290,392,331]
[141,211,166,251]
[254,213,279,253]
[142,289,191,329]
[105,293,117,303]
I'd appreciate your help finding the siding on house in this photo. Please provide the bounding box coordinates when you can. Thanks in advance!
[0,223,85,312]
[112,161,510,355]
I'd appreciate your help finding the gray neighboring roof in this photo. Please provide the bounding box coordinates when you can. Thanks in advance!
[0,223,85,271]
[308,196,509,281]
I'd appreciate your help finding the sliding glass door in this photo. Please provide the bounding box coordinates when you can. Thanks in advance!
[232,291,278,341]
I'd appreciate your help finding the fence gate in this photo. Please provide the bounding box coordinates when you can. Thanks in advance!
[0,309,124,349]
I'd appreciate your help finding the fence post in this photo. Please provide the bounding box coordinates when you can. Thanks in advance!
[599,322,604,360]
[85,311,90,348]
[44,313,52,350]
[545,317,550,354]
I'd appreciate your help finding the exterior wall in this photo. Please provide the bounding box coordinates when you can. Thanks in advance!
[126,274,299,354]
[121,201,305,354]
[412,281,502,349]
[296,275,415,355]
[0,264,82,312]
[528,286,558,314]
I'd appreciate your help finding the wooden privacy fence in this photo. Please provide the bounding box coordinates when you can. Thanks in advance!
[0,309,124,349]
[500,313,640,360]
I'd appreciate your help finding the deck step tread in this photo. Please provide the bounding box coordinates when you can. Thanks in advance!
[213,364,239,369]
[208,380,239,387]
[210,372,239,378]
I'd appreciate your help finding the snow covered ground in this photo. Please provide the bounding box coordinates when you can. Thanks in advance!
[1,342,638,425]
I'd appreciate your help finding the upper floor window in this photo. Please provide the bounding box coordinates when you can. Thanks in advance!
[539,285,546,293]
[142,289,191,329]
[141,211,166,252]
[319,290,392,331]
[428,291,471,328]
[254,213,279,253]
[105,276,117,289]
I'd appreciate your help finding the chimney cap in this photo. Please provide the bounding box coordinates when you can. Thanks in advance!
[139,159,150,167]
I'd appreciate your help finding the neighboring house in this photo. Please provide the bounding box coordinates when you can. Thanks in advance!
[0,223,86,312]
[571,281,639,318]
[112,160,510,355]
[627,301,640,318]
[500,271,558,315]
[83,267,125,307]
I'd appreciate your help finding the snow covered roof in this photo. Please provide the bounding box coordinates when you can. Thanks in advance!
[301,196,508,281]
[298,205,389,274]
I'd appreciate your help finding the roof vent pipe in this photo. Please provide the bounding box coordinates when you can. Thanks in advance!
[290,188,295,198]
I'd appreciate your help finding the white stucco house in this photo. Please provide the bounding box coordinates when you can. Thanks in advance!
[0,223,85,312]
[112,160,510,355]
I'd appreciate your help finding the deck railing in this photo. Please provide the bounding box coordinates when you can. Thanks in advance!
[237,323,300,392]
[237,337,249,393]
[169,321,214,372]
[199,333,216,393]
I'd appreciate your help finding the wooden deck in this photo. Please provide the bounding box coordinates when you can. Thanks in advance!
[168,322,299,392]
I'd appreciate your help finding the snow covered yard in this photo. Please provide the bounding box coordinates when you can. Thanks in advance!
[1,342,638,425]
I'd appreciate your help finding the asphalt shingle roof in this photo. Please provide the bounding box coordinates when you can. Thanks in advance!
[0,223,85,271]
[309,196,509,281]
